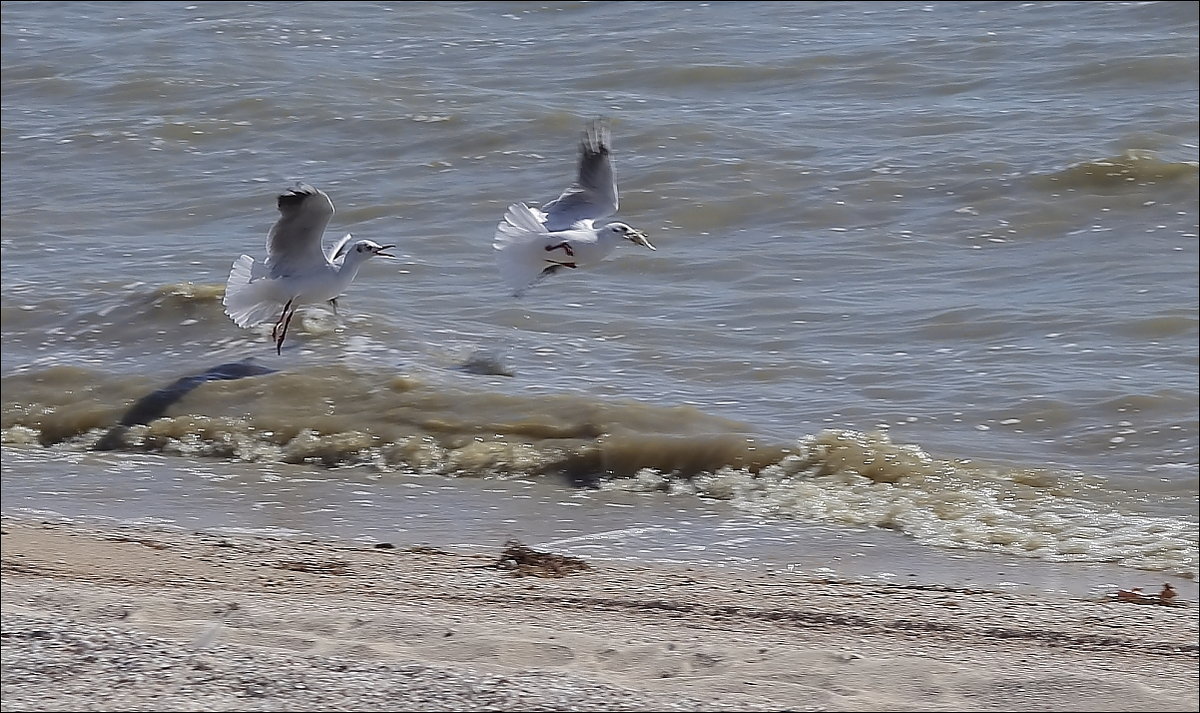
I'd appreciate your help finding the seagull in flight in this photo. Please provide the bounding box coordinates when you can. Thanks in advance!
[493,118,655,297]
[222,183,394,354]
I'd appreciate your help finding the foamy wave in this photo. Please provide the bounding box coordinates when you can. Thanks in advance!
[3,365,1196,578]
[611,429,1199,579]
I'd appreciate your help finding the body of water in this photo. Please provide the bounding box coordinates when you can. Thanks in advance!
[2,1,1197,595]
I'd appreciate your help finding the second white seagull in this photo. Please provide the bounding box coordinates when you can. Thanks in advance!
[493,118,655,297]
[222,183,394,354]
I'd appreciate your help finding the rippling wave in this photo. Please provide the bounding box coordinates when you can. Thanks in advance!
[3,357,1195,578]
[1037,150,1200,190]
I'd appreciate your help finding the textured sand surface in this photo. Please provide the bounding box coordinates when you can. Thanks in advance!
[2,518,1196,712]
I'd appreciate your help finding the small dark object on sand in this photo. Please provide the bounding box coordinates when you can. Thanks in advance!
[495,539,591,578]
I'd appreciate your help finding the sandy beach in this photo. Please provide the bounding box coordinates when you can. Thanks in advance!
[0,517,1195,712]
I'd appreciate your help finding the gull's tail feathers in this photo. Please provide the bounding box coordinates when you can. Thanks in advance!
[494,202,549,242]
[222,255,281,327]
[493,203,555,297]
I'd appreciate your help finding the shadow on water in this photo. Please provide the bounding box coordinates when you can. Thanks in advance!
[93,359,277,451]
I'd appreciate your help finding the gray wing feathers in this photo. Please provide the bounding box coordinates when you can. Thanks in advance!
[265,183,334,277]
[329,233,356,262]
[540,118,619,231]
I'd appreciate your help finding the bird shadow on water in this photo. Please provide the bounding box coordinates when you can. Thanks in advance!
[93,358,278,451]
[450,348,516,378]
[91,347,515,453]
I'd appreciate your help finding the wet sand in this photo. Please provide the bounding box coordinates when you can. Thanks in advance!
[1,517,1196,712]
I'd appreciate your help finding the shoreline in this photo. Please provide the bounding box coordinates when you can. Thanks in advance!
[2,516,1197,712]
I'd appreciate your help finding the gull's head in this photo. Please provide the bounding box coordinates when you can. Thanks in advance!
[604,222,656,251]
[349,239,396,260]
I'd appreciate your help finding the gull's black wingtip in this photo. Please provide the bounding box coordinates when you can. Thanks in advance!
[582,117,612,156]
[277,182,320,209]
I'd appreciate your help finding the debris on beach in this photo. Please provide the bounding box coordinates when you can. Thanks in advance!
[1111,583,1184,606]
[494,539,591,578]
[404,545,452,556]
[274,559,351,576]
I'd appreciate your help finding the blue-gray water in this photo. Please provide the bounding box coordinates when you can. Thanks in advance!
[2,1,1197,595]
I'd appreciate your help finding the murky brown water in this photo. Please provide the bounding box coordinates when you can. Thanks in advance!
[3,1,1197,590]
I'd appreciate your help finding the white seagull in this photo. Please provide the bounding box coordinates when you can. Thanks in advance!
[222,183,394,354]
[493,118,655,297]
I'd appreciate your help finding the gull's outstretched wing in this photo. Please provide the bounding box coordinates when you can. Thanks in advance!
[539,118,618,232]
[265,183,334,278]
